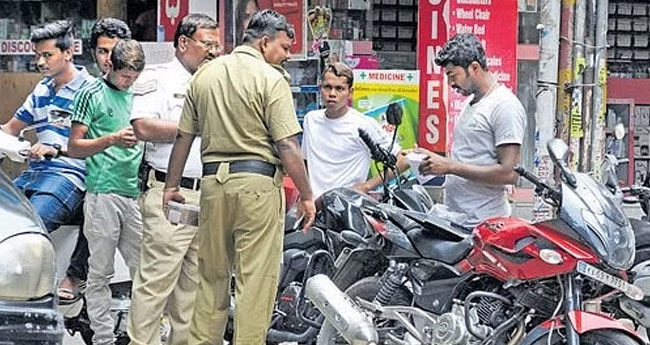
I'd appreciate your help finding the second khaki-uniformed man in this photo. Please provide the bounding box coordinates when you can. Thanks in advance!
[162,9,315,345]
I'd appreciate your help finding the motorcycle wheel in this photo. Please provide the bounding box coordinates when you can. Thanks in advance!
[531,329,640,345]
[316,276,412,345]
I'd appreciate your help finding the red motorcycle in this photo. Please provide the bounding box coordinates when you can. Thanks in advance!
[306,138,647,345]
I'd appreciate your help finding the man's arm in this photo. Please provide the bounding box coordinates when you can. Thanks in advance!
[162,130,195,207]
[0,118,28,136]
[67,123,138,158]
[132,118,178,142]
[0,117,56,159]
[164,130,194,190]
[277,135,316,230]
[419,144,521,185]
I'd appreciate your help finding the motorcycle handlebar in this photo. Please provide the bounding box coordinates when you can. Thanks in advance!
[358,128,397,167]
[514,165,562,202]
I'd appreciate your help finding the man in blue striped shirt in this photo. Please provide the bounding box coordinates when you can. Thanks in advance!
[0,20,94,233]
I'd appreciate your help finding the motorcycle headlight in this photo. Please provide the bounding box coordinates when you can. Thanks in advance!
[0,232,56,300]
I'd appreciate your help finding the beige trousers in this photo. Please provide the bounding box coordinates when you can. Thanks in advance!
[128,171,200,345]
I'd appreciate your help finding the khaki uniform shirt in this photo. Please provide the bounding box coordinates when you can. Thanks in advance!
[178,45,301,166]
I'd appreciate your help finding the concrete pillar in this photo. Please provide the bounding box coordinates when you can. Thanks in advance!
[533,0,561,222]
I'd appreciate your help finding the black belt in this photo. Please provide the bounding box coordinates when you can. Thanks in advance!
[202,160,276,178]
[154,170,201,191]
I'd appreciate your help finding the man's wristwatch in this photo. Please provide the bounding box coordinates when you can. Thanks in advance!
[52,143,62,158]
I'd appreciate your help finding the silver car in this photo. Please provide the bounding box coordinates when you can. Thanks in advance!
[0,169,64,344]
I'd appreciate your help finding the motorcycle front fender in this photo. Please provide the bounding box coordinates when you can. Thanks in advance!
[518,311,645,345]
[619,296,650,328]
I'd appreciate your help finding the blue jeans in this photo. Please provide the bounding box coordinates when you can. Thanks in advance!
[14,170,84,232]
[15,170,89,281]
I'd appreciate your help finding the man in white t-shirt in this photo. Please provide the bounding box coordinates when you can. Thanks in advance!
[127,14,220,345]
[417,33,527,227]
[302,62,407,198]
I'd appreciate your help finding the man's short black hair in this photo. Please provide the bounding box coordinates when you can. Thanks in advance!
[30,20,74,51]
[242,9,295,44]
[173,13,218,49]
[90,18,131,49]
[435,33,488,70]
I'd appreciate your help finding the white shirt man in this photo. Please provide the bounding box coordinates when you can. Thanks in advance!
[301,62,404,199]
[302,107,399,198]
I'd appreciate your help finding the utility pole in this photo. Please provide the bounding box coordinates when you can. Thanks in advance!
[590,0,608,177]
[557,0,575,147]
[533,0,561,222]
[580,0,597,172]
[571,0,587,170]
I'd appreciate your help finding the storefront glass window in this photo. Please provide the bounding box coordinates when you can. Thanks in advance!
[0,0,96,73]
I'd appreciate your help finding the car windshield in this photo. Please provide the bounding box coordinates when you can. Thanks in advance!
[0,169,45,236]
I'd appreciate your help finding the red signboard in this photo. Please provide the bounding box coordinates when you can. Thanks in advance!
[159,0,189,42]
[269,0,304,55]
[220,0,304,55]
[417,0,518,153]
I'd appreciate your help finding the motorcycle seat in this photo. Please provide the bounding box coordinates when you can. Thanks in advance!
[407,228,473,265]
[403,211,471,240]
[377,204,420,232]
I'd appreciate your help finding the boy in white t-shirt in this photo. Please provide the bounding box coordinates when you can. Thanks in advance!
[301,62,408,198]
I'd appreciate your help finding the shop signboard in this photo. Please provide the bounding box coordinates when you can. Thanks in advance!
[159,0,190,42]
[219,0,305,55]
[353,69,420,152]
[417,0,518,153]
[0,39,82,55]
[417,0,450,154]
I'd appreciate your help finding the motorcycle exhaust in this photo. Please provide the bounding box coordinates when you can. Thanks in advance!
[305,274,378,345]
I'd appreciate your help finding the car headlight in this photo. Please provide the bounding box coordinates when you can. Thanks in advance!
[0,232,56,300]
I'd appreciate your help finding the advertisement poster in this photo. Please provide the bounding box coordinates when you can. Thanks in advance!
[220,0,304,55]
[159,0,190,42]
[418,0,518,153]
[353,69,420,154]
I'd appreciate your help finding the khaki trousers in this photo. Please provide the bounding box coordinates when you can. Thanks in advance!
[189,163,284,345]
[128,171,200,345]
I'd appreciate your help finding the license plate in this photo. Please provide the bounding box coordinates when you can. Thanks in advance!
[577,261,644,301]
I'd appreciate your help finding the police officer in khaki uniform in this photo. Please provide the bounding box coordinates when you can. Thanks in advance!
[163,10,315,345]
[127,14,219,345]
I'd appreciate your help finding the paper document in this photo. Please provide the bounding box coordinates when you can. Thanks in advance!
[406,152,438,185]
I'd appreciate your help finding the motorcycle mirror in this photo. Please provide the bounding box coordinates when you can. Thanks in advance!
[548,139,569,163]
[614,123,626,140]
[386,102,403,127]
[547,138,577,187]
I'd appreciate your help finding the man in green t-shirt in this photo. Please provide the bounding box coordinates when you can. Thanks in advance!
[68,39,145,345]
